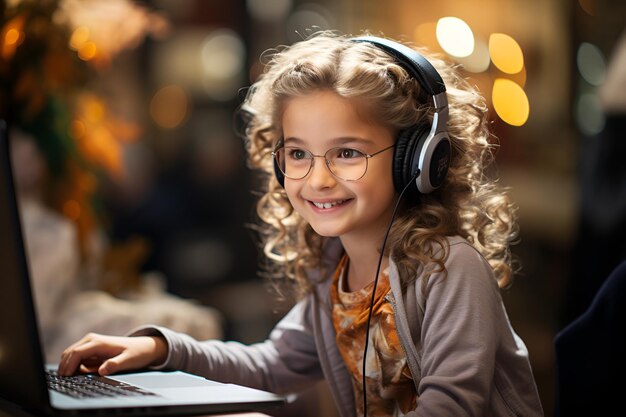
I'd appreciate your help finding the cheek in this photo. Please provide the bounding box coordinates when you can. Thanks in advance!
[283,181,300,206]
[368,159,395,193]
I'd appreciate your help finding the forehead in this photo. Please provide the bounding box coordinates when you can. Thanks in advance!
[281,91,393,148]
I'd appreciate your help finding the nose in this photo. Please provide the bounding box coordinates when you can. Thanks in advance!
[307,156,336,189]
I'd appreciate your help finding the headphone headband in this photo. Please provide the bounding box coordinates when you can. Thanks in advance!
[351,36,446,96]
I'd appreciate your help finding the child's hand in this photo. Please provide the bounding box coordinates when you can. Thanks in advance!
[57,333,168,376]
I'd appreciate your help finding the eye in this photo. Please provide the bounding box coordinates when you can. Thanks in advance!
[337,148,364,159]
[287,148,309,160]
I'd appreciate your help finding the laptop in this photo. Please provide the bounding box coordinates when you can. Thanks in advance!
[0,120,285,416]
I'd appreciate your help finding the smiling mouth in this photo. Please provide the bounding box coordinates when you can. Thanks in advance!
[310,199,347,209]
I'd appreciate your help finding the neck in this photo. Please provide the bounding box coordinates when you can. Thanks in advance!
[340,235,389,292]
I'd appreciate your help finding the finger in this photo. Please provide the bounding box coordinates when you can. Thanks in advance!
[73,356,103,375]
[98,350,137,376]
[60,340,119,376]
[58,351,79,376]
[62,333,98,357]
[59,333,100,372]
[59,350,90,376]
[79,363,101,374]
[58,349,80,376]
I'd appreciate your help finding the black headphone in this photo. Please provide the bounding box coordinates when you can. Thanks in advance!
[273,35,451,196]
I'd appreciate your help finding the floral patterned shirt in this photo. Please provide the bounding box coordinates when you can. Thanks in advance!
[330,255,417,417]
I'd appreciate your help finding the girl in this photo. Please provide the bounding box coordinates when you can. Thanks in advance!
[58,31,544,417]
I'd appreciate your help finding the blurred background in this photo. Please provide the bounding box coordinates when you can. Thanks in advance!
[1,0,625,416]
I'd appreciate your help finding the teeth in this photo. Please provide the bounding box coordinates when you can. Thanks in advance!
[313,200,344,209]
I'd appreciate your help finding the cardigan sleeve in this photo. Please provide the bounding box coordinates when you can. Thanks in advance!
[128,295,324,395]
[413,242,504,416]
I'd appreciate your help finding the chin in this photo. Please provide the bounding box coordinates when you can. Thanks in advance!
[308,224,342,238]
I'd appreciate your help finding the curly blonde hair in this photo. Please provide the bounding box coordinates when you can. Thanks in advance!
[239,31,519,300]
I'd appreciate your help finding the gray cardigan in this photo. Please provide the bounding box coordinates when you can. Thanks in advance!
[132,236,544,417]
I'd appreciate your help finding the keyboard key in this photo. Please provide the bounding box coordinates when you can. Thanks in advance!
[46,370,157,399]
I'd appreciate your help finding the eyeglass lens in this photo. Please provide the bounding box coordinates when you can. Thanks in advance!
[275,147,368,181]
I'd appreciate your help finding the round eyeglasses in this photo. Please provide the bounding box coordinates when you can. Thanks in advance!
[272,144,395,182]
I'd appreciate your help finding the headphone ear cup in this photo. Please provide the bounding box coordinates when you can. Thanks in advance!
[421,134,450,192]
[392,129,411,193]
[273,156,285,188]
[393,124,429,193]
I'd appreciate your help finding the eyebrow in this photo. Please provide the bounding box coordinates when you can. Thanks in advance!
[283,136,377,147]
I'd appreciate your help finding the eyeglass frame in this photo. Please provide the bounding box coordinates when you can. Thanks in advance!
[271,143,395,182]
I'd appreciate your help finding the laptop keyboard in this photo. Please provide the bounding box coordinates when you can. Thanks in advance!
[46,370,158,399]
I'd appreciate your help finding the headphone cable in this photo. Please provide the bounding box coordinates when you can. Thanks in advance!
[362,169,420,417]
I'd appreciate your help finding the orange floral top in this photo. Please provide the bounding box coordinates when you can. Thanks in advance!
[330,255,417,417]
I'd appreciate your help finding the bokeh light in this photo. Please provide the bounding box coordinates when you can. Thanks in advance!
[69,26,89,50]
[454,38,490,73]
[576,92,605,136]
[150,84,189,129]
[489,33,524,74]
[201,29,246,101]
[492,78,530,126]
[577,42,606,86]
[84,98,105,122]
[436,17,474,58]
[1,15,25,59]
[246,0,292,22]
[201,29,245,80]
[77,40,97,61]
[4,27,20,45]
[286,4,331,43]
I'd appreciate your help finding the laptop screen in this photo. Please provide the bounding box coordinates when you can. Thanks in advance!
[0,120,51,408]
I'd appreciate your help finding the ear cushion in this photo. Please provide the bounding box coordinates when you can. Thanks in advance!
[393,124,429,193]
[273,156,285,188]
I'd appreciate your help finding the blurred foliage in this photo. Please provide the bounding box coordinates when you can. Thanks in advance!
[0,0,166,254]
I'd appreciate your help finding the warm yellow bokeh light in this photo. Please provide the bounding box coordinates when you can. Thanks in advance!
[492,78,529,126]
[4,28,20,45]
[455,38,490,73]
[489,33,524,74]
[2,15,25,59]
[84,99,105,122]
[69,26,90,50]
[78,41,97,61]
[436,17,474,58]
